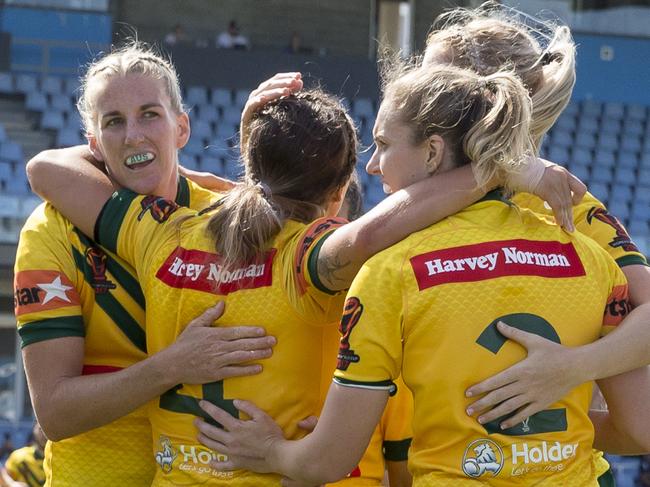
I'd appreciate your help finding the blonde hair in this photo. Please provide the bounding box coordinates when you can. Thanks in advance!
[208,90,357,268]
[382,64,533,187]
[424,2,575,150]
[77,41,185,135]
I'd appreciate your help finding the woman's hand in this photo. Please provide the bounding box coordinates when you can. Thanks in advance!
[240,73,303,154]
[464,322,585,430]
[196,399,285,473]
[162,302,276,385]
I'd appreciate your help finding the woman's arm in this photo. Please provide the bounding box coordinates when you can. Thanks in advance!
[196,384,388,484]
[26,303,275,441]
[27,145,113,237]
[464,264,650,429]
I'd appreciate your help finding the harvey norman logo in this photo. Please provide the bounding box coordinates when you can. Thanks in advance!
[156,247,275,295]
[411,239,585,290]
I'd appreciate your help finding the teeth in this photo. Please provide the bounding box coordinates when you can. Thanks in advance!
[125,152,154,166]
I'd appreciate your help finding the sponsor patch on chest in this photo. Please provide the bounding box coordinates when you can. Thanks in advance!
[410,239,585,290]
[156,247,275,294]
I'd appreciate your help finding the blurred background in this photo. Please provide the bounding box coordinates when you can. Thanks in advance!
[0,0,648,484]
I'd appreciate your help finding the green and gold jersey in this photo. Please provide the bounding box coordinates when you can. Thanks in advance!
[4,445,45,487]
[513,191,648,268]
[14,177,217,487]
[321,327,413,486]
[334,193,630,486]
[95,189,347,486]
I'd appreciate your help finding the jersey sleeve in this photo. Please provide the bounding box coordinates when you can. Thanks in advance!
[94,189,193,283]
[381,376,413,462]
[601,257,632,336]
[14,204,84,347]
[333,252,404,394]
[3,449,23,480]
[284,217,349,323]
[572,193,647,268]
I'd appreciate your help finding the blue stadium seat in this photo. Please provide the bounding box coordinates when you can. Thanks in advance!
[635,185,650,204]
[223,156,242,179]
[0,161,12,183]
[617,151,638,169]
[0,125,7,143]
[640,153,650,169]
[0,194,21,217]
[608,200,630,221]
[353,98,375,120]
[571,147,592,166]
[191,120,213,141]
[568,163,589,181]
[211,88,232,108]
[0,72,14,94]
[197,104,219,123]
[234,89,250,108]
[631,201,650,220]
[365,182,385,207]
[562,102,579,117]
[553,114,576,133]
[25,92,48,112]
[590,166,613,184]
[182,138,205,158]
[603,102,625,120]
[41,75,62,95]
[63,77,80,97]
[629,220,649,237]
[55,128,84,147]
[577,116,599,134]
[20,196,41,218]
[597,133,618,151]
[14,74,38,94]
[575,132,596,150]
[581,99,602,118]
[548,146,569,164]
[204,138,231,158]
[0,141,23,164]
[199,155,222,173]
[589,182,609,203]
[50,94,74,113]
[610,184,632,203]
[622,119,643,137]
[221,106,241,126]
[185,86,208,107]
[600,119,621,135]
[214,122,238,140]
[615,168,636,186]
[65,111,83,131]
[620,135,642,153]
[626,104,646,121]
[40,110,65,131]
[552,131,573,148]
[594,150,616,168]
[639,169,650,186]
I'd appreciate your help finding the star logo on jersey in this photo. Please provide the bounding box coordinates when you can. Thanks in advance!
[462,438,504,478]
[35,275,73,305]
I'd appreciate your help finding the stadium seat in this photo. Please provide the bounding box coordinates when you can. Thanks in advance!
[577,116,599,134]
[551,131,573,148]
[622,119,643,137]
[568,163,589,182]
[581,99,602,118]
[55,128,84,147]
[66,111,83,131]
[617,151,638,169]
[25,91,48,112]
[191,120,213,141]
[20,196,41,218]
[634,185,650,204]
[631,201,650,220]
[597,133,618,151]
[182,138,205,158]
[204,138,231,158]
[353,98,375,120]
[608,200,630,221]
[575,132,596,150]
[199,155,222,173]
[0,141,24,164]
[0,72,14,94]
[603,102,625,120]
[197,104,219,123]
[553,114,576,133]
[562,102,579,117]
[222,157,242,179]
[14,74,38,94]
[589,182,609,203]
[571,147,592,166]
[600,119,621,135]
[639,169,650,186]
[0,125,7,143]
[615,168,636,186]
[640,153,650,169]
[610,184,632,203]
[548,146,569,164]
[211,88,233,108]
[63,77,80,97]
[629,220,649,237]
[214,121,238,140]
[620,135,642,153]
[0,194,20,217]
[41,76,63,95]
[185,86,208,107]
[234,89,250,108]
[221,106,241,126]
[594,150,616,168]
[40,110,66,131]
[0,161,12,183]
[50,94,74,113]
[591,166,613,184]
[626,104,646,121]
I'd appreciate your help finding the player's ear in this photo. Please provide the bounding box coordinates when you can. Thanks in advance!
[87,135,105,162]
[176,112,190,149]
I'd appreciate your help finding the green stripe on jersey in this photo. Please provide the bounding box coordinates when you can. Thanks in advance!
[306,231,338,295]
[96,189,138,253]
[18,316,84,348]
[73,228,145,309]
[71,245,146,352]
[176,176,190,207]
[383,438,412,461]
[616,254,649,268]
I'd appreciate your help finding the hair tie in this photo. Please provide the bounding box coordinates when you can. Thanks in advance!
[256,181,273,200]
[541,51,554,65]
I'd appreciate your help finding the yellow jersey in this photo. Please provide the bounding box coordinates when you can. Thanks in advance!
[321,327,413,486]
[4,445,45,487]
[14,177,217,487]
[95,189,347,486]
[334,192,630,486]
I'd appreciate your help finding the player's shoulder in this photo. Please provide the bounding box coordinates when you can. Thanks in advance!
[20,202,72,241]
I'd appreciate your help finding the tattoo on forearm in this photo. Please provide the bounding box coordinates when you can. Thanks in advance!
[318,253,352,289]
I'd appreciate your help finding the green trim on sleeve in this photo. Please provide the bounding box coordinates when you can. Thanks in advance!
[597,468,615,487]
[383,438,412,462]
[175,176,190,207]
[95,189,139,253]
[306,231,338,295]
[18,316,85,348]
[333,377,397,396]
[616,254,649,268]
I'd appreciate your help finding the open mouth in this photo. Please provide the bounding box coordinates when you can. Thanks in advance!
[124,152,155,169]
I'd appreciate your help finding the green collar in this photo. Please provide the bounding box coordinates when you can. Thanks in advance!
[476,188,510,205]
[175,176,190,207]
